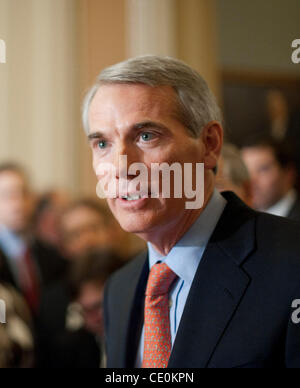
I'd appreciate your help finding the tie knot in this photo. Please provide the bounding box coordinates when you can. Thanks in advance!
[145,262,177,297]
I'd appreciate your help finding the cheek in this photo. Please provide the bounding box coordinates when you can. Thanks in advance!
[107,199,118,219]
[144,141,198,165]
[93,153,101,174]
[266,171,280,186]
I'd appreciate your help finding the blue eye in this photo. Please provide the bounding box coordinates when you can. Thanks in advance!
[141,132,153,142]
[98,140,107,149]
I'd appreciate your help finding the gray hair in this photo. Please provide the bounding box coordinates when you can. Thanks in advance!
[221,144,250,187]
[82,55,222,137]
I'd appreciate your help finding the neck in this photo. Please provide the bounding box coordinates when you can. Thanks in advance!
[138,182,215,256]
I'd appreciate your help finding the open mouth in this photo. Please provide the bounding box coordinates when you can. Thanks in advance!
[121,195,144,201]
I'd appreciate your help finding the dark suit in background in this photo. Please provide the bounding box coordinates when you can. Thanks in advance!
[288,196,300,222]
[0,248,16,286]
[104,192,300,368]
[0,239,67,295]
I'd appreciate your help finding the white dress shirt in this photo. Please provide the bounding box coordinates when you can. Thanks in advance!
[266,189,297,218]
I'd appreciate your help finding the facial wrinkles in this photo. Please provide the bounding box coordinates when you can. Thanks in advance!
[90,85,176,134]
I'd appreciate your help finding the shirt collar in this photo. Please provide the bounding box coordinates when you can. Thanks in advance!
[148,189,227,285]
[0,225,26,260]
[266,189,297,218]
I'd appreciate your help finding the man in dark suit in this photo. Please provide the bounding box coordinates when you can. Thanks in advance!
[82,56,300,368]
[36,249,123,368]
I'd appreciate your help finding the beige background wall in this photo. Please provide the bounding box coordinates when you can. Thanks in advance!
[0,0,80,193]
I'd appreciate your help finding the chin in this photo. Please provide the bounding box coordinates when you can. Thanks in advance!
[117,213,158,235]
[119,220,151,235]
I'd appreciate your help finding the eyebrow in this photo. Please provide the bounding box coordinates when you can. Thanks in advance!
[87,132,104,143]
[87,121,169,143]
[132,121,169,132]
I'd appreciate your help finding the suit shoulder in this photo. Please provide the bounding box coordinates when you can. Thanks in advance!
[288,198,300,222]
[256,211,300,241]
[107,250,148,289]
[253,211,300,272]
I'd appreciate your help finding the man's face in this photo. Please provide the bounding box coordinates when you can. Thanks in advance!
[242,146,288,210]
[88,84,211,235]
[0,171,32,233]
[60,206,109,259]
[77,282,104,336]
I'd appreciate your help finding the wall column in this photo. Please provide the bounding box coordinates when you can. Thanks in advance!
[0,0,80,192]
[176,0,222,101]
[126,0,177,58]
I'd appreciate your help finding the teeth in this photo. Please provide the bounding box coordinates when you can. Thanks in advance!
[122,195,141,201]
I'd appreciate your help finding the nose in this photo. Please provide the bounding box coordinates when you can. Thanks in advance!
[113,142,140,180]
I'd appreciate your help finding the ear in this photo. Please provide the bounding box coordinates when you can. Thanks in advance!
[201,121,223,170]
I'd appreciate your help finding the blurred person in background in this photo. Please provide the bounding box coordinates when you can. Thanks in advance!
[266,89,300,189]
[37,250,123,368]
[241,138,300,221]
[54,250,123,368]
[266,89,290,142]
[0,283,34,368]
[0,163,66,315]
[216,143,252,206]
[35,199,124,366]
[266,89,300,144]
[33,190,70,250]
[58,199,128,260]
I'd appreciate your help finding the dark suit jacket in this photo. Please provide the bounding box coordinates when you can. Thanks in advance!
[35,280,71,367]
[0,239,67,292]
[104,192,300,368]
[51,329,102,368]
[0,248,16,287]
[288,197,300,222]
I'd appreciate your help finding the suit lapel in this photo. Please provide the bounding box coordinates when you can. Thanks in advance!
[0,249,18,289]
[168,192,257,368]
[118,252,149,367]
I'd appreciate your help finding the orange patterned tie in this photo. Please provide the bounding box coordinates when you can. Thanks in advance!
[142,262,178,368]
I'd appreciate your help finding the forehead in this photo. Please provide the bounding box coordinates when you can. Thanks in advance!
[0,171,26,187]
[88,83,177,130]
[243,146,275,160]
